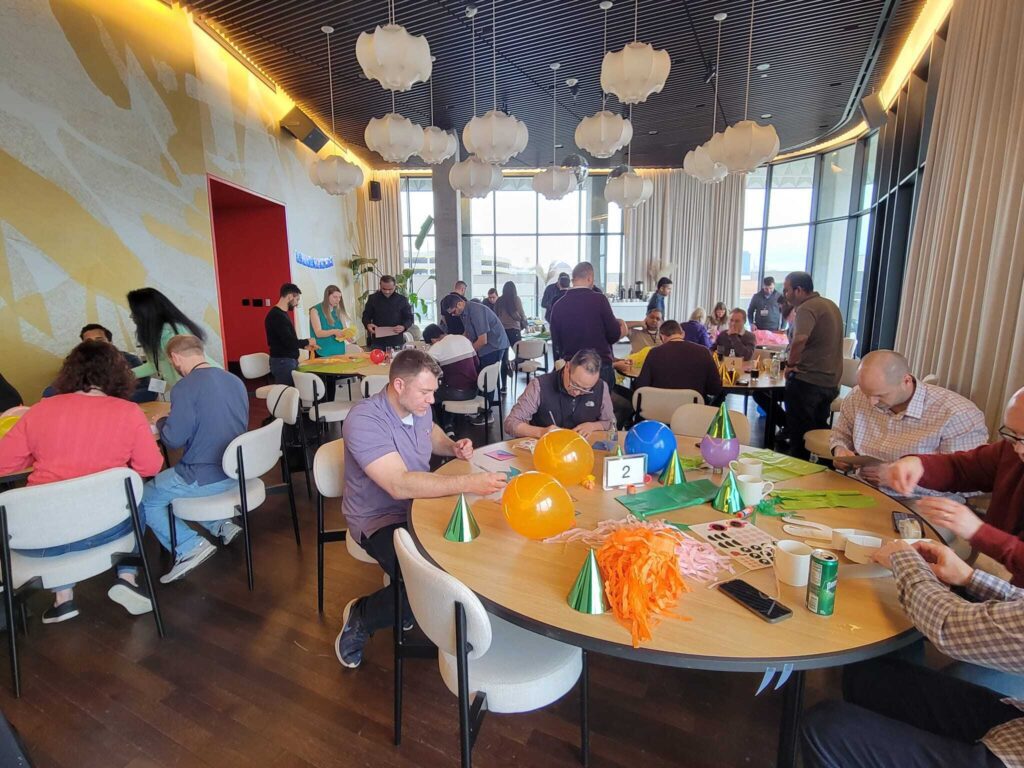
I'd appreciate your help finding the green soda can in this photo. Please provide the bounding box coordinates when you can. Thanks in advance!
[806,550,838,616]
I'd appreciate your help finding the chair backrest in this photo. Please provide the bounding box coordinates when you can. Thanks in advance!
[313,438,346,498]
[291,370,325,405]
[554,359,566,371]
[298,348,311,362]
[362,375,389,398]
[239,352,270,379]
[842,337,858,359]
[265,385,300,426]
[393,528,492,660]
[0,468,143,550]
[840,357,860,389]
[478,362,502,395]
[223,418,284,479]
[921,373,939,385]
[670,403,751,444]
[514,339,546,361]
[632,387,702,424]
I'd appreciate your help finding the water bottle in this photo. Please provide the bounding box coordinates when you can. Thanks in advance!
[770,354,781,379]
[607,423,618,450]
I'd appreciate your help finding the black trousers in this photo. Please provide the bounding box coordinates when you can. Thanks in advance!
[351,523,411,635]
[784,376,838,459]
[503,328,522,389]
[802,657,1013,768]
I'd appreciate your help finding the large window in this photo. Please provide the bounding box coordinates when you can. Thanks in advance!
[399,176,436,324]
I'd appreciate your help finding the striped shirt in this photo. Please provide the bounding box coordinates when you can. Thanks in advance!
[891,549,1024,766]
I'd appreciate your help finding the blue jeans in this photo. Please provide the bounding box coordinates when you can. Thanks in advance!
[269,357,298,386]
[16,519,138,591]
[141,468,235,558]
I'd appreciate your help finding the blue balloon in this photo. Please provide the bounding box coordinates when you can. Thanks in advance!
[624,420,676,474]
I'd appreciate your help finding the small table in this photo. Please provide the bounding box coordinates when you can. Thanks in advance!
[721,373,787,450]
[298,353,392,397]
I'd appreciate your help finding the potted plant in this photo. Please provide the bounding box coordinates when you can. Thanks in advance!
[349,215,435,326]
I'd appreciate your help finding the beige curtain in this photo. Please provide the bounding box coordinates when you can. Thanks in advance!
[894,0,1024,433]
[623,168,744,322]
[357,168,403,278]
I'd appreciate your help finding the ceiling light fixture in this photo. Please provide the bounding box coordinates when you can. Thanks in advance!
[601,0,672,104]
[683,12,728,184]
[574,2,633,159]
[355,0,432,91]
[532,63,577,200]
[309,26,363,196]
[418,55,457,164]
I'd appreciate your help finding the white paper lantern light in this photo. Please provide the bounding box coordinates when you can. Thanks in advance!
[418,126,457,165]
[601,42,671,105]
[712,120,780,174]
[574,110,633,159]
[449,156,504,198]
[683,144,728,184]
[463,110,529,165]
[531,166,577,201]
[605,170,653,209]
[309,156,364,196]
[355,24,432,92]
[364,113,424,163]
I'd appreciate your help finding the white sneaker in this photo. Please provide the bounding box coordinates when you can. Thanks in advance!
[107,579,153,616]
[160,539,217,584]
[219,521,243,546]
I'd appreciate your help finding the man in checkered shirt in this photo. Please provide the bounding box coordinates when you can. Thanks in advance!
[829,350,988,488]
[802,538,1024,767]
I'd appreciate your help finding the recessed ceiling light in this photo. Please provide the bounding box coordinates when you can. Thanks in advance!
[320,25,334,34]
[761,113,772,119]
[555,143,564,148]
[756,63,770,71]
[760,73,768,78]
[648,130,658,135]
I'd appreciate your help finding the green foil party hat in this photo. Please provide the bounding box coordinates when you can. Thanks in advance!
[659,450,687,486]
[706,403,736,440]
[567,549,608,614]
[443,494,480,542]
[711,470,745,514]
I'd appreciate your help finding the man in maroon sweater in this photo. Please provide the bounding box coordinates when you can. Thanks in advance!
[880,387,1024,584]
[633,321,724,402]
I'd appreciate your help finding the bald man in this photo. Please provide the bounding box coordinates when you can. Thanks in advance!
[879,387,1024,584]
[830,351,987,482]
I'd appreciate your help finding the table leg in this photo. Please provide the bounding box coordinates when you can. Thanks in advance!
[776,669,804,768]
[764,389,776,450]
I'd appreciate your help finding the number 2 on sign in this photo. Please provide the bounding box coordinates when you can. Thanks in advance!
[603,454,648,491]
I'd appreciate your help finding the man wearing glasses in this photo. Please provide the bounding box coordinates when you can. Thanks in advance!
[880,386,1024,585]
[503,349,613,439]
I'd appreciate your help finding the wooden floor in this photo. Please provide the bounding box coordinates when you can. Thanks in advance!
[0,393,840,768]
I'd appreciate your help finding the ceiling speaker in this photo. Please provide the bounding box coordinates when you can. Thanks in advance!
[368,181,382,202]
[279,106,328,153]
[859,92,887,131]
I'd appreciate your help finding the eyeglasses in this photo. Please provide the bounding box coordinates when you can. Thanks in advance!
[566,377,594,396]
[998,426,1024,445]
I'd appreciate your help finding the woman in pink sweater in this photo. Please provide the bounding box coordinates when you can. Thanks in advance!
[0,342,164,623]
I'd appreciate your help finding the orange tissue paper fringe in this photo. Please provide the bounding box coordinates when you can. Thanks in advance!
[596,527,691,648]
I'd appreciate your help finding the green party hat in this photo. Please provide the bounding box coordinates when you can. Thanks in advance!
[443,494,480,542]
[567,549,607,614]
[711,470,745,514]
[615,444,624,457]
[659,450,687,486]
[706,403,736,440]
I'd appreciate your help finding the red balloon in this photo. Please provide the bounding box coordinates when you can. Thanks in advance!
[370,349,386,364]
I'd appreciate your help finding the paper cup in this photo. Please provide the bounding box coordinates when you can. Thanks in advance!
[774,540,813,587]
[729,458,763,479]
[844,534,883,564]
[737,474,774,507]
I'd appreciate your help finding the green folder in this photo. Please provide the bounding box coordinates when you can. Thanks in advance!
[769,490,876,511]
[741,449,827,482]
[615,479,719,519]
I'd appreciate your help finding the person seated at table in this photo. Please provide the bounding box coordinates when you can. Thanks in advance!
[712,308,757,360]
[362,275,414,351]
[141,335,249,584]
[439,294,510,419]
[335,350,507,668]
[422,324,479,430]
[504,349,614,439]
[633,321,723,403]
[0,371,23,413]
[879,386,1024,585]
[42,324,157,404]
[831,351,988,485]
[0,341,164,623]
[128,287,217,393]
[706,302,729,342]
[681,308,713,348]
[627,308,663,352]
[802,538,1024,768]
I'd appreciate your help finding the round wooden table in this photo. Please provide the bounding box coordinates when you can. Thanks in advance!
[410,436,927,767]
[721,373,787,450]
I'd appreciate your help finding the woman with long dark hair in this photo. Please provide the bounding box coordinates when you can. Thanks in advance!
[127,288,214,392]
[494,281,528,392]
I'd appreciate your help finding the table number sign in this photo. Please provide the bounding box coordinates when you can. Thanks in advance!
[603,454,648,491]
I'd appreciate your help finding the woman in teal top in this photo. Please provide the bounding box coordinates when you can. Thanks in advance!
[127,288,218,392]
[309,284,352,357]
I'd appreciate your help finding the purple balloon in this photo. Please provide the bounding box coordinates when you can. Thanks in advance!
[700,435,740,469]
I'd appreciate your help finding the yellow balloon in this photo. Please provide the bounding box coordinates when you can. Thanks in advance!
[533,428,595,487]
[0,415,21,441]
[501,471,575,540]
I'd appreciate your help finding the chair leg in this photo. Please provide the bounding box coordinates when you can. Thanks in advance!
[126,479,166,639]
[297,417,313,499]
[168,507,177,560]
[498,397,505,442]
[0,510,21,698]
[455,601,472,768]
[394,570,404,746]
[237,453,254,591]
[281,450,300,548]
[317,493,326,616]
[580,649,590,767]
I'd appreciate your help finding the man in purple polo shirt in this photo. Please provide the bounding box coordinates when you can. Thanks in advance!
[549,261,627,388]
[335,350,507,668]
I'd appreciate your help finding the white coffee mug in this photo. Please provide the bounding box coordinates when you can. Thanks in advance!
[774,540,813,587]
[737,474,774,507]
[729,457,763,479]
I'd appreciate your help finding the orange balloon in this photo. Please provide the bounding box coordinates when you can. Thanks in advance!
[501,471,575,540]
[533,428,595,486]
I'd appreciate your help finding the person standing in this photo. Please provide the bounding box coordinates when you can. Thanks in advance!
[647,277,672,315]
[494,280,528,391]
[782,271,844,458]
[549,262,626,387]
[542,272,571,323]
[127,287,216,393]
[362,276,414,351]
[485,288,499,309]
[309,284,352,356]
[747,276,784,331]
[712,309,757,360]
[265,283,318,386]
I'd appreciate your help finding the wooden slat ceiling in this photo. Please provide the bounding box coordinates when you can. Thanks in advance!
[184,0,925,169]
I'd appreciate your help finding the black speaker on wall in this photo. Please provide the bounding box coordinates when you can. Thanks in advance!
[859,92,888,130]
[279,106,329,153]
[369,181,382,202]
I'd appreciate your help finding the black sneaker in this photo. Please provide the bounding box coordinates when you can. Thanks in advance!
[42,601,79,624]
[470,411,495,426]
[335,598,370,669]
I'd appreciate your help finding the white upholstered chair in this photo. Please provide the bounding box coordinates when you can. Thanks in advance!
[670,403,752,445]
[632,387,703,425]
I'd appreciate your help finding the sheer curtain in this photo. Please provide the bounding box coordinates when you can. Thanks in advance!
[357,168,403,277]
[894,0,1024,432]
[622,168,744,322]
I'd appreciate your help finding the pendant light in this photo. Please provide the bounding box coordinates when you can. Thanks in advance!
[364,91,425,163]
[310,26,363,196]
[532,64,577,201]
[604,106,652,209]
[683,13,728,183]
[355,0,432,92]
[462,0,529,164]
[575,2,633,159]
[600,0,671,105]
[418,56,457,164]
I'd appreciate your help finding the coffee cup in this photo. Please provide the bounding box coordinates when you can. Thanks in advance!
[844,534,883,564]
[774,540,813,587]
[730,458,763,479]
[737,474,774,507]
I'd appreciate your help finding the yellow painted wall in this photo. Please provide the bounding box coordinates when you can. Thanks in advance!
[0,0,365,400]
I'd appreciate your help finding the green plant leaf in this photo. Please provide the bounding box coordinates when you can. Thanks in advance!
[414,215,434,251]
